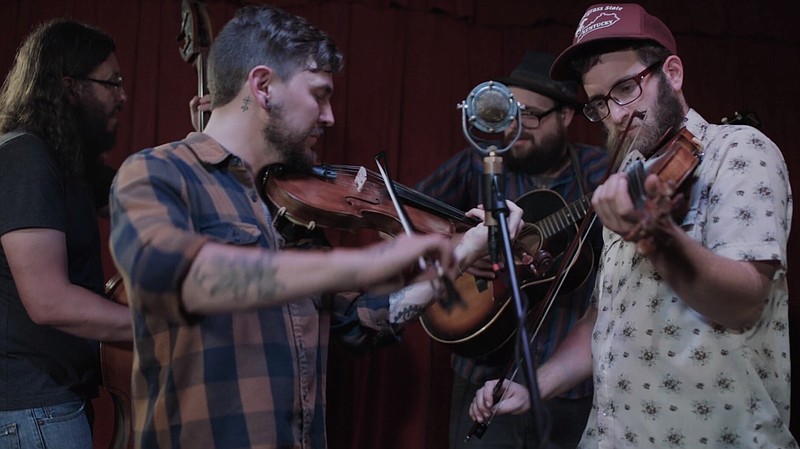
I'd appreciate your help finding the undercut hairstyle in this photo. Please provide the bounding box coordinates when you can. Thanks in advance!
[208,4,344,108]
[0,19,115,175]
[570,41,673,80]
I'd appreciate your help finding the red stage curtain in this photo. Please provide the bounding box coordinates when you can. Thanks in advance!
[0,1,798,448]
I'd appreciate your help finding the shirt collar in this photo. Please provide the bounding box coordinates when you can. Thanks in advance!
[683,108,709,142]
[184,132,233,166]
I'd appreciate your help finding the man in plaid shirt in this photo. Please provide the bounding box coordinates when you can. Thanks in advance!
[110,4,522,449]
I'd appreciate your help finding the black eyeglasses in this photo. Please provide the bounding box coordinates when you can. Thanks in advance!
[76,76,124,91]
[582,59,664,122]
[517,105,560,129]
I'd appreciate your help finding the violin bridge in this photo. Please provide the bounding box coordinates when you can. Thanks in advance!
[354,166,367,192]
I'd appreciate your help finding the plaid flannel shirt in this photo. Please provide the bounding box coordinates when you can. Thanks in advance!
[110,132,398,449]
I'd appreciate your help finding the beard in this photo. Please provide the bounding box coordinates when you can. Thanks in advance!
[74,94,118,165]
[504,119,568,175]
[262,101,316,171]
[604,75,685,158]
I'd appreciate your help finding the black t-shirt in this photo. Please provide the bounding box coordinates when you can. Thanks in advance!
[0,131,103,409]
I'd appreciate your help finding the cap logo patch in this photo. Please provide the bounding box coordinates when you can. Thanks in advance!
[575,6,624,43]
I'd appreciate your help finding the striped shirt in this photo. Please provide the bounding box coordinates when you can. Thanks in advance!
[416,143,609,398]
[110,132,399,449]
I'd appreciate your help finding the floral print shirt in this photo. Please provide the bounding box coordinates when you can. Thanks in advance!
[579,109,795,448]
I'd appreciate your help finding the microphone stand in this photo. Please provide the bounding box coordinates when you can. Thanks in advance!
[481,148,550,448]
[458,83,550,446]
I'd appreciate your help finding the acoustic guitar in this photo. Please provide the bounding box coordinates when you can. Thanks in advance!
[420,189,596,357]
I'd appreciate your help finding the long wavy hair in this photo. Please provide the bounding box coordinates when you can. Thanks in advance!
[0,19,115,175]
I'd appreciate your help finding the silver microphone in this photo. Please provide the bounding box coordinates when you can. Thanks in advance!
[463,81,519,133]
[458,81,523,154]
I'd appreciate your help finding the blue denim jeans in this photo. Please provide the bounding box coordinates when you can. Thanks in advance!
[0,400,92,449]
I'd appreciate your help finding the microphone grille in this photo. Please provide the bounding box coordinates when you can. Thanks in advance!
[475,89,510,124]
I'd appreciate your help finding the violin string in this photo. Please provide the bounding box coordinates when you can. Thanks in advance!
[330,163,475,225]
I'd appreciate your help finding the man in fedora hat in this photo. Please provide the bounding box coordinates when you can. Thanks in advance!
[470,4,794,448]
[416,51,609,449]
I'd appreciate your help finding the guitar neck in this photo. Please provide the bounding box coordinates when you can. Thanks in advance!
[536,194,592,240]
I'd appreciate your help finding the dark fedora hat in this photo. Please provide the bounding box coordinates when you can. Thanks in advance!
[494,51,581,108]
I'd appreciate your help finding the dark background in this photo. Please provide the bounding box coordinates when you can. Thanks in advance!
[0,1,797,448]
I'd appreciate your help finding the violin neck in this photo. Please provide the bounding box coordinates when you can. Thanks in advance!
[394,184,479,227]
[328,164,479,228]
[625,161,648,210]
[623,127,703,211]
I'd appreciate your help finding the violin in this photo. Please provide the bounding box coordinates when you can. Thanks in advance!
[259,163,552,260]
[622,126,702,242]
[259,163,479,237]
[260,162,485,308]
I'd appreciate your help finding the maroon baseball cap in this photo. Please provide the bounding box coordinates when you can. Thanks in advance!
[551,3,676,80]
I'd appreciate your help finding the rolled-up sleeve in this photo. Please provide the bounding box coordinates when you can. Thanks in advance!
[110,146,209,324]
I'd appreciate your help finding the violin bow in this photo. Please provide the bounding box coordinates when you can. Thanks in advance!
[374,152,462,309]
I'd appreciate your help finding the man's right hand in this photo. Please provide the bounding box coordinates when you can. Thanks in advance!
[468,379,531,423]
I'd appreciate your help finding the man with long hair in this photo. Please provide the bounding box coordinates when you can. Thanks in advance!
[0,19,132,448]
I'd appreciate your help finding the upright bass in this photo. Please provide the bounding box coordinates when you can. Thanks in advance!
[178,0,213,131]
[98,274,134,449]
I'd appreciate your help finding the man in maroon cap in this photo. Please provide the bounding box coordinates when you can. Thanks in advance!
[470,4,795,448]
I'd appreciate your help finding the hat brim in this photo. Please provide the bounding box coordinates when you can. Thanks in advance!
[551,37,671,81]
[550,43,586,81]
[493,75,581,108]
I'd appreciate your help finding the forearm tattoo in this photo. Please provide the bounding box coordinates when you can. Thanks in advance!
[389,289,406,318]
[392,304,425,324]
[191,252,284,305]
[388,284,430,324]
